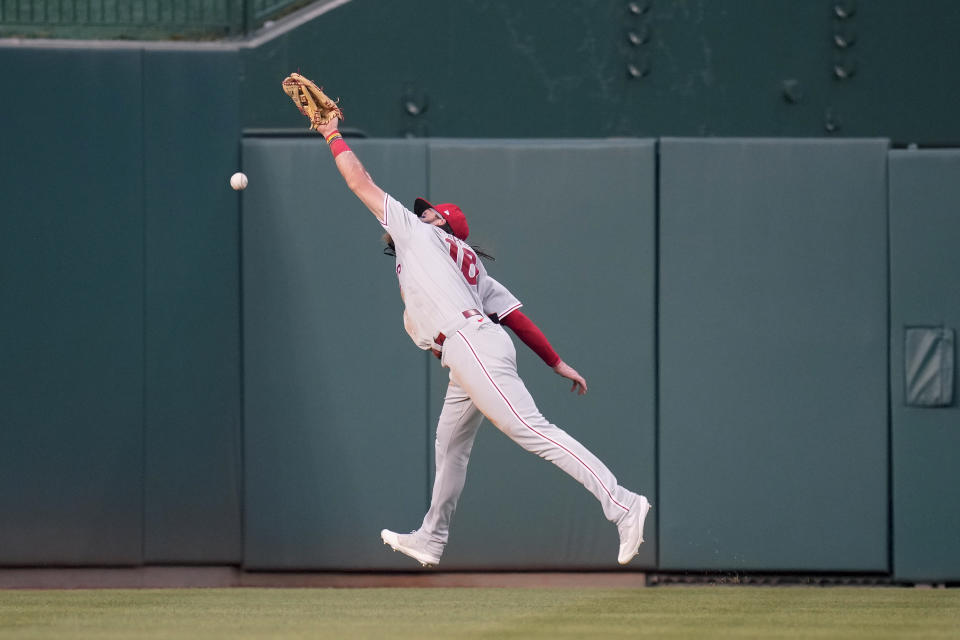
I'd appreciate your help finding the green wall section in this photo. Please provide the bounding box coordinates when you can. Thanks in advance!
[888,151,960,582]
[239,139,656,569]
[240,139,432,569]
[142,50,244,564]
[3,34,960,578]
[0,46,243,565]
[240,0,960,144]
[423,141,657,569]
[0,49,145,565]
[658,139,890,572]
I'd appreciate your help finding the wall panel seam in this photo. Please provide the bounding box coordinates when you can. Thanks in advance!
[139,45,148,566]
[653,138,661,571]
[885,150,894,576]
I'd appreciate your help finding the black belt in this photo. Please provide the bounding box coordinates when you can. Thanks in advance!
[432,309,482,358]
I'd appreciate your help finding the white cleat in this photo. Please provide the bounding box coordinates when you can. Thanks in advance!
[617,495,652,565]
[380,529,441,567]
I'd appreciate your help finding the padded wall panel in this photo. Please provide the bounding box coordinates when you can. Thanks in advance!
[242,139,431,569]
[889,150,960,582]
[659,138,889,571]
[422,140,657,569]
[0,49,144,564]
[142,50,243,563]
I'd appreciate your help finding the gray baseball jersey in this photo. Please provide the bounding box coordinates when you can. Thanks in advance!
[384,195,522,345]
[379,193,640,561]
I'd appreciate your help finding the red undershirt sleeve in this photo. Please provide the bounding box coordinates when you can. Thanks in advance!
[500,310,561,368]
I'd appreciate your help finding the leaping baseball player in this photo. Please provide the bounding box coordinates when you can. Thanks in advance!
[282,75,651,566]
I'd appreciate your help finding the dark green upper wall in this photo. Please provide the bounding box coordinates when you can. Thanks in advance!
[241,0,960,143]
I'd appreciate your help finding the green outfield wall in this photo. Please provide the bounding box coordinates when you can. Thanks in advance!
[2,17,960,579]
[0,46,243,566]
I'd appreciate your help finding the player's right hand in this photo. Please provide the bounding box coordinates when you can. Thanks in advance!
[553,360,588,395]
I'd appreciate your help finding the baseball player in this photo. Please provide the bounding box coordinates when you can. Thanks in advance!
[313,116,651,567]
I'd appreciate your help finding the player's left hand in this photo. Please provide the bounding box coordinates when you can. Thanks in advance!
[316,116,339,138]
[553,360,588,395]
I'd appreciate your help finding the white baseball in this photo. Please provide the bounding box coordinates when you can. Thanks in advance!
[230,172,248,191]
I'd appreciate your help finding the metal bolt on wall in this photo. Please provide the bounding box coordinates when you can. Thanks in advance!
[826,0,858,133]
[401,84,429,138]
[625,0,652,79]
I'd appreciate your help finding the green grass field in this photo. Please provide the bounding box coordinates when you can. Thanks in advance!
[1,587,958,639]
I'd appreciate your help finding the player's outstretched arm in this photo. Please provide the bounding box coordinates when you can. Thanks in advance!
[500,310,588,395]
[316,117,386,222]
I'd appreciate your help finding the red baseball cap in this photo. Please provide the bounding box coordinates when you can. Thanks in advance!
[415,197,470,241]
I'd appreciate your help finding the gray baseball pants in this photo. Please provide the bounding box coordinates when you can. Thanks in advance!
[418,317,636,551]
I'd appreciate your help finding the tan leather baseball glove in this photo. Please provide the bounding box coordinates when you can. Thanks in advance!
[281,73,344,131]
